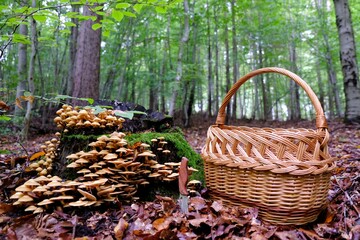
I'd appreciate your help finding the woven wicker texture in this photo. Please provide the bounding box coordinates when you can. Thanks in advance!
[201,67,336,225]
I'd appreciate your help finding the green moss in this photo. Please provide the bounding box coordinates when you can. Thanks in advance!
[125,132,204,181]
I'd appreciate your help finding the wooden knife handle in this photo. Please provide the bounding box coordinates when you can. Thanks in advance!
[178,157,189,195]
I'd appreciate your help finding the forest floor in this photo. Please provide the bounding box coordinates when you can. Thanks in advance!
[0,117,359,239]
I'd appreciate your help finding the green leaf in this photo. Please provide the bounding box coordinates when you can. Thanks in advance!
[116,3,130,9]
[133,4,144,13]
[24,91,32,97]
[113,110,134,119]
[92,105,107,115]
[64,21,76,27]
[155,6,167,14]
[112,10,124,21]
[33,14,46,23]
[92,23,102,30]
[12,33,31,44]
[103,30,110,37]
[60,29,71,34]
[123,11,136,17]
[0,115,11,121]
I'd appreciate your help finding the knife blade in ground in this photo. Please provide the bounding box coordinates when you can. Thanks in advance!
[178,157,189,214]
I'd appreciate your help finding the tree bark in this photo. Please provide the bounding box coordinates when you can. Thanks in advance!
[72,4,102,106]
[206,0,213,118]
[333,0,360,123]
[22,0,37,140]
[289,38,301,120]
[231,0,238,120]
[66,2,79,97]
[14,0,28,116]
[169,0,190,116]
[224,9,231,124]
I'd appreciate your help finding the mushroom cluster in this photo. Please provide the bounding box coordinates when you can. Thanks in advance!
[28,136,60,176]
[10,175,77,214]
[54,104,125,131]
[65,132,184,203]
[12,131,198,212]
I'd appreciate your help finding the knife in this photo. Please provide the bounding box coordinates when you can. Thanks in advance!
[178,157,189,214]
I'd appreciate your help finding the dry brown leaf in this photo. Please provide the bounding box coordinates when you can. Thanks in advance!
[29,151,45,161]
[114,218,128,240]
[0,100,10,111]
[15,98,23,110]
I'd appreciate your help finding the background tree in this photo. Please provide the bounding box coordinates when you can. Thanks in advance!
[72,4,102,106]
[333,0,360,123]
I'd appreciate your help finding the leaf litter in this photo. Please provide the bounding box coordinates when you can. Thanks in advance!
[0,119,359,239]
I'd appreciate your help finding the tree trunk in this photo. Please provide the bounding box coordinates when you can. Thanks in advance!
[289,38,301,120]
[224,10,231,124]
[66,2,79,97]
[184,18,198,128]
[15,0,28,116]
[22,0,37,140]
[72,4,102,106]
[213,5,220,115]
[169,0,190,116]
[231,0,238,120]
[333,0,360,123]
[206,0,213,118]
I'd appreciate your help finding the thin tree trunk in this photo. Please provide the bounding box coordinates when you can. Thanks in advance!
[15,0,28,116]
[66,1,79,98]
[22,0,37,140]
[315,0,342,118]
[206,0,213,118]
[333,0,360,122]
[213,5,220,115]
[231,0,238,120]
[224,10,231,124]
[289,38,301,120]
[169,0,190,116]
[184,18,197,127]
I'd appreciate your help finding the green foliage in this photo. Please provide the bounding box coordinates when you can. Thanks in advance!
[125,132,204,181]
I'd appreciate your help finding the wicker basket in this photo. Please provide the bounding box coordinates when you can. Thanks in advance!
[201,67,336,225]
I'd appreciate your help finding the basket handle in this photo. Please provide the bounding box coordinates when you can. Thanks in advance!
[216,67,328,129]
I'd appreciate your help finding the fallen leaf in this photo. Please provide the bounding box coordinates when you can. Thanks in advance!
[114,218,128,240]
[29,151,45,161]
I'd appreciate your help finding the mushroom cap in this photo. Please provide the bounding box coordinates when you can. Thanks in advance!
[33,186,48,193]
[148,173,162,178]
[97,187,115,196]
[77,169,91,174]
[78,189,97,201]
[98,150,110,155]
[83,173,99,178]
[162,150,171,154]
[10,192,24,199]
[47,181,62,187]
[166,173,179,178]
[66,154,79,160]
[15,185,33,192]
[25,205,37,212]
[138,151,156,157]
[33,207,44,214]
[150,164,165,169]
[64,181,82,187]
[75,158,89,164]
[37,199,54,206]
[67,162,80,168]
[68,200,88,207]
[24,179,40,187]
[89,163,102,169]
[165,162,181,167]
[104,153,118,160]
[50,196,74,201]
[34,176,52,182]
[18,195,34,203]
[53,188,73,193]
